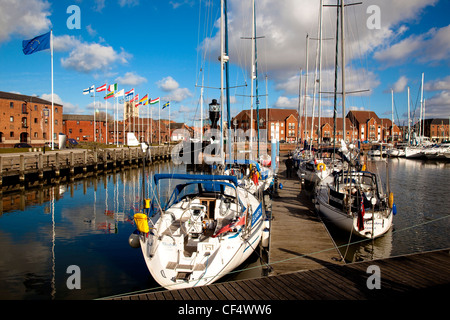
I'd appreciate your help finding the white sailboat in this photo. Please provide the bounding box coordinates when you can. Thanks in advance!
[316,167,394,239]
[315,0,394,239]
[130,0,264,290]
[133,173,264,290]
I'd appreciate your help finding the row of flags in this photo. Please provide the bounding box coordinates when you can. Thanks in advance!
[21,31,171,111]
[83,83,169,109]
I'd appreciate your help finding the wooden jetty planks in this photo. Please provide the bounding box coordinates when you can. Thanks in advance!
[111,249,450,300]
[269,166,344,275]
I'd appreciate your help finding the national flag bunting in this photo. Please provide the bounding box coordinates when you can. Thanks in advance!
[149,97,160,104]
[115,89,124,97]
[108,83,118,92]
[139,94,148,104]
[22,31,51,55]
[125,88,134,101]
[104,91,114,99]
[162,101,170,109]
[96,84,107,92]
[83,85,95,95]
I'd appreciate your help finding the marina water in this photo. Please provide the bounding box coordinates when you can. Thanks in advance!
[0,158,449,299]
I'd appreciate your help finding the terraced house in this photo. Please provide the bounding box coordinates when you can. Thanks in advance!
[0,91,63,147]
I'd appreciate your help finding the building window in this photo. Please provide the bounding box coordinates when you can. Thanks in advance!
[10,102,14,109]
[34,118,38,123]
[22,103,28,114]
[69,129,72,134]
[10,116,14,122]
[34,105,38,111]
[79,129,83,133]
[10,132,14,137]
[34,132,38,138]
[55,107,58,113]
[55,120,58,125]
[22,117,27,128]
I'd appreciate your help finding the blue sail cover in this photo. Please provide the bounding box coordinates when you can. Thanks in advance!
[154,173,238,186]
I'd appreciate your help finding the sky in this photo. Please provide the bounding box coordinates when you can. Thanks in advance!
[0,0,449,127]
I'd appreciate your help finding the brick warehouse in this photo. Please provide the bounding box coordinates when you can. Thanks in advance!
[232,108,403,144]
[0,91,63,147]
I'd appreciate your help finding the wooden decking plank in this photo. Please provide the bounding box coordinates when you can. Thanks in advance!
[177,287,194,300]
[227,281,256,300]
[168,288,185,300]
[244,278,281,300]
[306,268,360,300]
[220,282,246,300]
[284,272,328,299]
[309,265,366,299]
[198,284,222,300]
[189,286,209,300]
[275,274,312,299]
[234,278,268,300]
[254,277,294,300]
[383,256,446,285]
[270,276,303,300]
[211,283,237,300]
[374,260,432,289]
[182,287,202,300]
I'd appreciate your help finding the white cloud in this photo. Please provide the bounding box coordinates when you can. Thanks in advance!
[163,88,193,102]
[119,0,140,7]
[41,93,79,114]
[115,72,147,86]
[392,76,409,93]
[0,0,51,43]
[61,42,131,73]
[424,75,450,91]
[157,76,180,91]
[156,76,192,102]
[374,24,450,66]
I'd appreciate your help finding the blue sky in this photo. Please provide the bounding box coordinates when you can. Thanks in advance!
[0,0,449,127]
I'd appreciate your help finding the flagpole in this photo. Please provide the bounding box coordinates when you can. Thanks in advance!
[159,100,161,145]
[93,88,96,142]
[169,102,171,144]
[151,104,153,144]
[147,100,149,143]
[51,29,54,150]
[105,82,108,145]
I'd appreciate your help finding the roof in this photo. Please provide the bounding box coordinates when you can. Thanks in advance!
[347,110,381,125]
[233,108,299,122]
[0,91,63,107]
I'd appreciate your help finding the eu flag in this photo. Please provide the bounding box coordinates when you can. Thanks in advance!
[22,31,51,55]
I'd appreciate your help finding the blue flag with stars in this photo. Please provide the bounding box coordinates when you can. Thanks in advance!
[22,31,51,55]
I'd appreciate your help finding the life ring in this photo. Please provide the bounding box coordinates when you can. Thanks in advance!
[317,163,326,172]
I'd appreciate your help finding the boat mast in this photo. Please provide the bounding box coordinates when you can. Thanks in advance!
[318,0,324,145]
[224,0,232,163]
[253,0,261,158]
[341,0,346,141]
[220,0,225,162]
[407,86,411,145]
[249,0,255,160]
[391,88,394,142]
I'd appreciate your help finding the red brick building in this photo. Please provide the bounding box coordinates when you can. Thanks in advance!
[232,108,403,144]
[0,91,63,147]
[62,114,175,145]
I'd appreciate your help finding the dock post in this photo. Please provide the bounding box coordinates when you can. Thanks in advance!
[83,151,87,174]
[113,149,117,168]
[55,153,60,177]
[121,149,125,166]
[19,155,25,182]
[70,152,74,176]
[94,150,98,172]
[0,156,3,187]
[38,153,43,180]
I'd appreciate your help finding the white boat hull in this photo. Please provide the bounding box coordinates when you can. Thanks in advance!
[137,182,264,290]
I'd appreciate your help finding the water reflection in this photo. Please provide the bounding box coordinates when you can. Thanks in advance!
[0,161,182,300]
